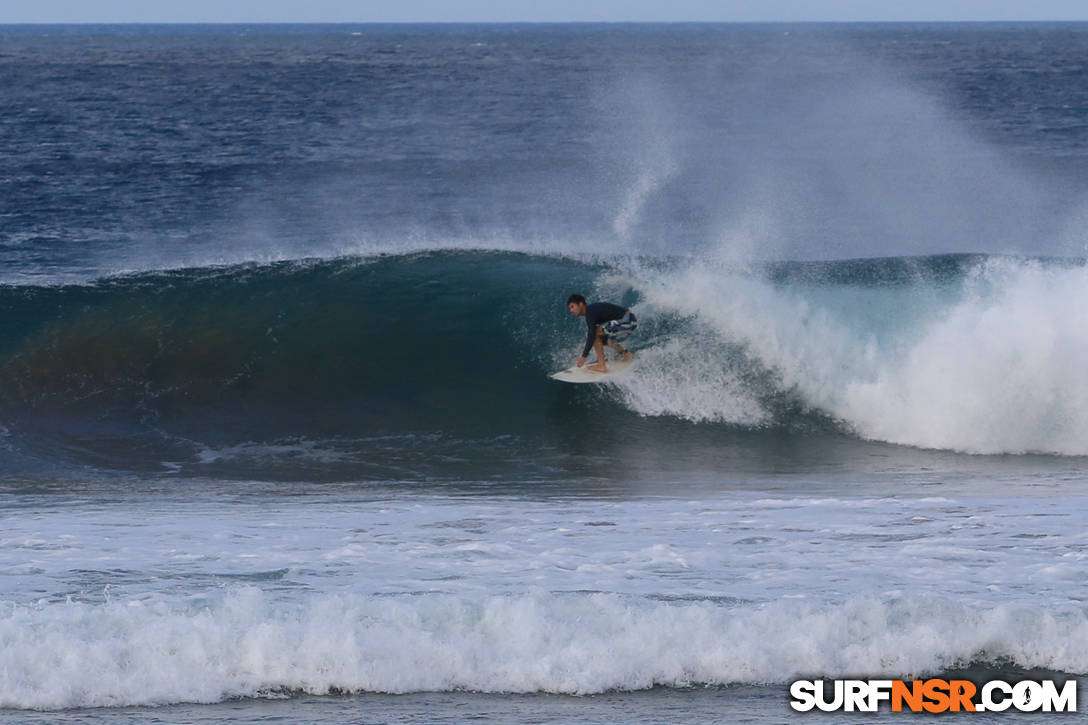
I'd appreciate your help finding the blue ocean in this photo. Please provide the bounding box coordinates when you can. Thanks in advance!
[2,23,1088,722]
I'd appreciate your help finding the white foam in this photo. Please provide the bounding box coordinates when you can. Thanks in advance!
[614,338,768,426]
[842,260,1088,454]
[2,589,1085,709]
[3,492,1088,708]
[624,257,1088,454]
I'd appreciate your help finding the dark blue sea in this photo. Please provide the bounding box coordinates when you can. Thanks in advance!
[2,23,1088,722]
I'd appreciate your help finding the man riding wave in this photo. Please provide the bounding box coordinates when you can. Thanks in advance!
[566,294,637,372]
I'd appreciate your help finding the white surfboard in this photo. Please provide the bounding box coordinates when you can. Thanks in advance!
[549,357,635,383]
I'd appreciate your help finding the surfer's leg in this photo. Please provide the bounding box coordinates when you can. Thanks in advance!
[588,327,608,372]
[606,339,633,359]
[604,326,634,360]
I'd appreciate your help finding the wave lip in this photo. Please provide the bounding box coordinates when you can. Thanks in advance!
[3,588,1086,709]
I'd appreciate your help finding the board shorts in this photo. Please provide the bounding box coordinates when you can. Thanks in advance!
[602,311,638,342]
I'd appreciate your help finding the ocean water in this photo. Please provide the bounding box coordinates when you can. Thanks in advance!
[2,22,1088,722]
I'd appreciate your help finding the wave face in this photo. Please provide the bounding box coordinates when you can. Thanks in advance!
[1,250,1086,469]
[0,252,604,471]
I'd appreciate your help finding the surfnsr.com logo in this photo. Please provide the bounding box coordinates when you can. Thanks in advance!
[790,679,1077,713]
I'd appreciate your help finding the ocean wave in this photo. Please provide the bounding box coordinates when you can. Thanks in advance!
[2,588,1085,709]
[0,249,1084,463]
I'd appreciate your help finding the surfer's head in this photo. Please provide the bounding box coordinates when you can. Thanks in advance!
[567,294,586,316]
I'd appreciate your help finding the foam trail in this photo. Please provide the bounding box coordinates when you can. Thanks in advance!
[614,339,768,426]
[2,589,1086,709]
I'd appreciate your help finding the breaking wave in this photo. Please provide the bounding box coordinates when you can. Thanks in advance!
[2,588,1085,709]
[1,249,1085,466]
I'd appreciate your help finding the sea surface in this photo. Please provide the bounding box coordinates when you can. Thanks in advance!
[2,22,1088,723]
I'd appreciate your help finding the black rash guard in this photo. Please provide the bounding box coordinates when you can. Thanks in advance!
[582,302,628,357]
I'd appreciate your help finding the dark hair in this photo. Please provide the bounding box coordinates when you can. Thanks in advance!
[567,293,586,306]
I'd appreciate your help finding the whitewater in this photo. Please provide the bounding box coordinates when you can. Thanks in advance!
[5,490,1088,710]
[3,22,1088,724]
[621,254,1088,454]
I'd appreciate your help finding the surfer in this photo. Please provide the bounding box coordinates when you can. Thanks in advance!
[567,294,637,372]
